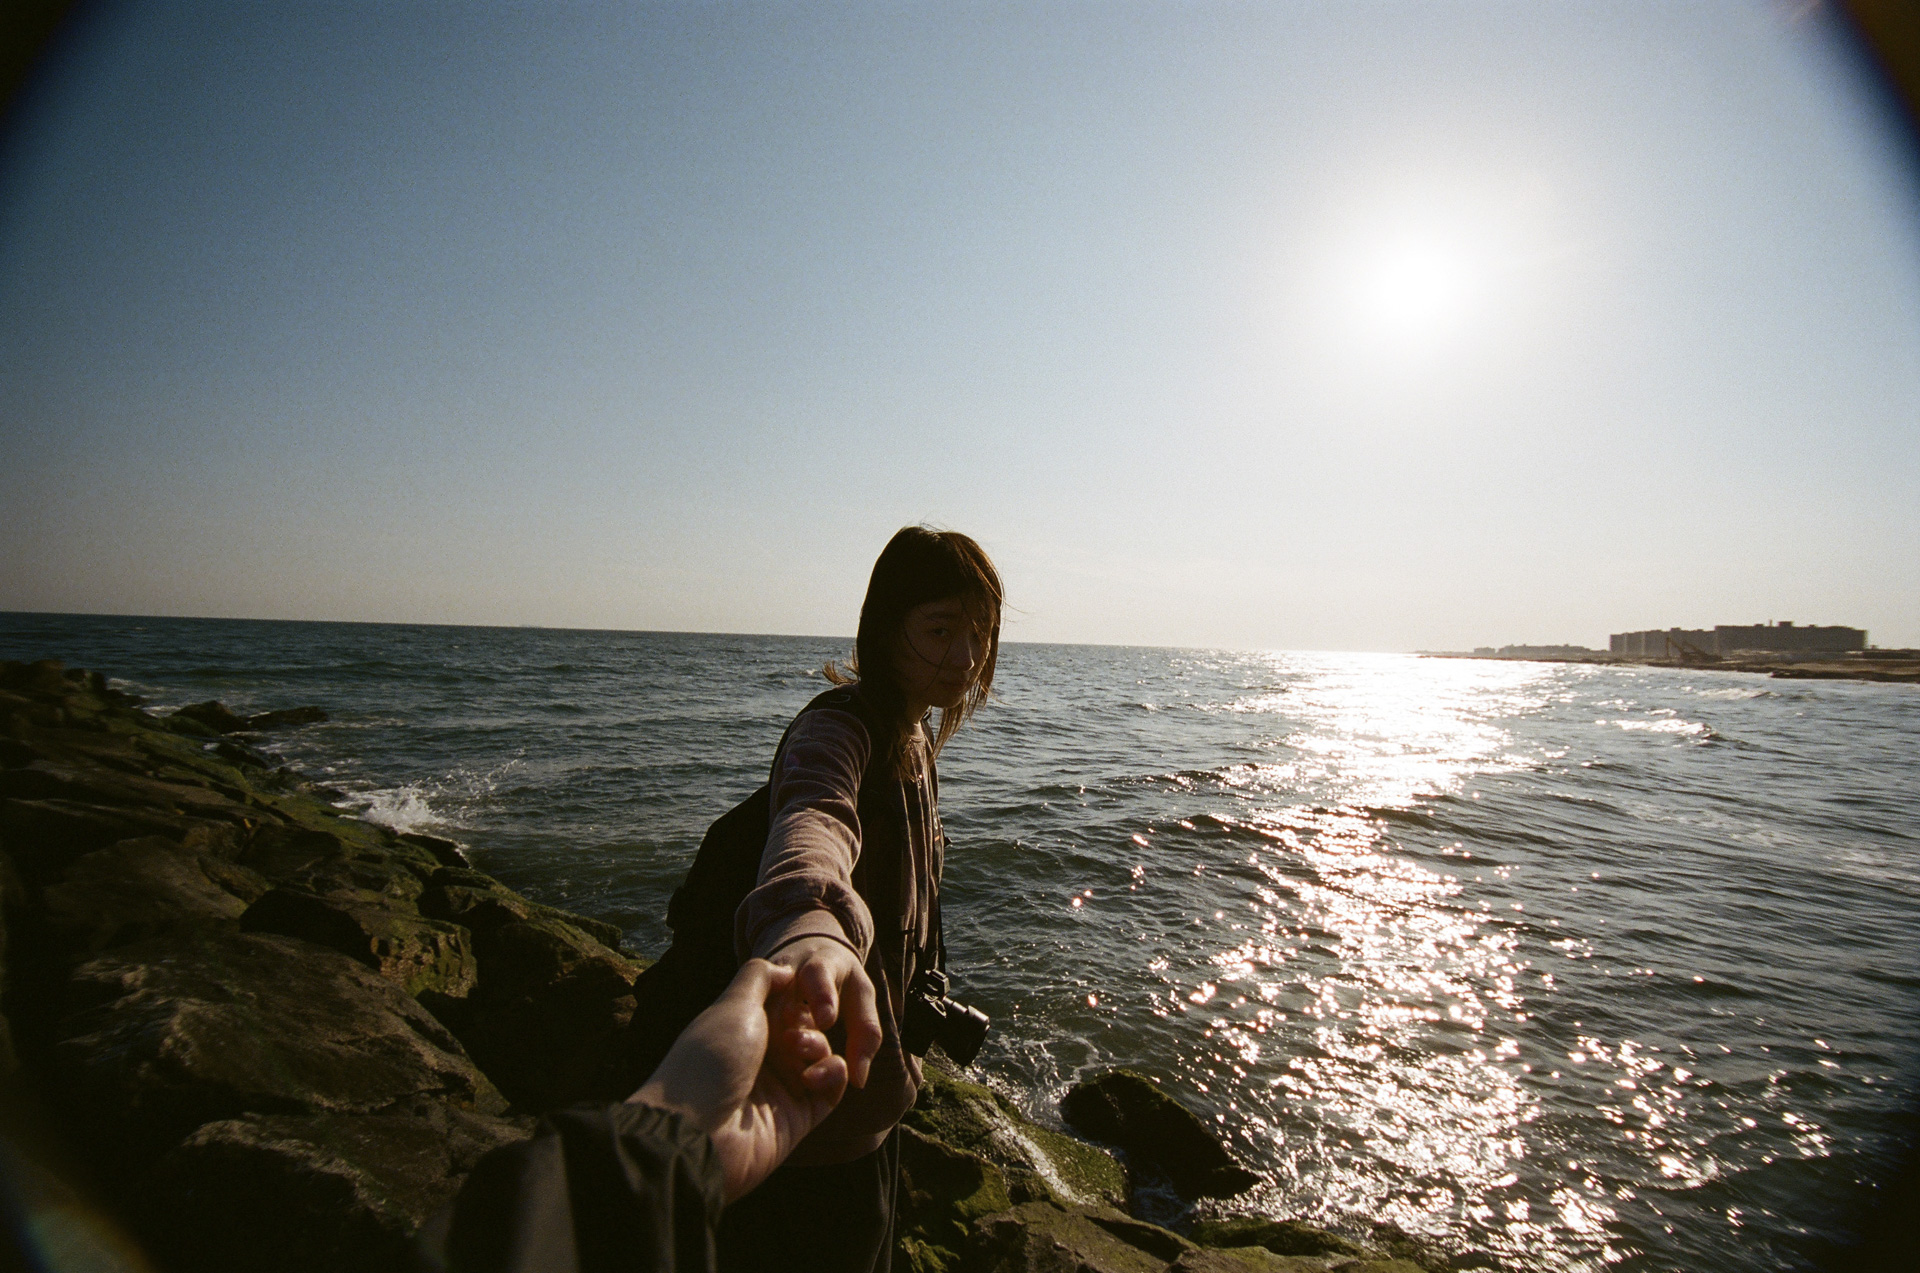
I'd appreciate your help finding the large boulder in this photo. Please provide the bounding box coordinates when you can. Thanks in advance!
[53,929,506,1163]
[139,1104,529,1273]
[453,914,644,1110]
[170,701,253,735]
[907,1064,1126,1210]
[969,1200,1190,1273]
[899,1125,1016,1270]
[420,866,625,949]
[42,835,270,951]
[244,706,328,730]
[1061,1070,1259,1201]
[241,887,478,1002]
[0,797,190,883]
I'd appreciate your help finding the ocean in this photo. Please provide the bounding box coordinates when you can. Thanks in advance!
[3,612,1916,1272]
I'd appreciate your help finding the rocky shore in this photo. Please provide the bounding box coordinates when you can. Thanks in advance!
[0,659,1463,1273]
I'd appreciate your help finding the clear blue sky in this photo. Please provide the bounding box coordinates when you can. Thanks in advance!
[3,1,1916,650]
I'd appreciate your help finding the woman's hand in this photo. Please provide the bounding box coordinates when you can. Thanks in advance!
[629,959,849,1203]
[767,935,882,1091]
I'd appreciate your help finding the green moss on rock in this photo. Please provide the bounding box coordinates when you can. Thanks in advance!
[906,1064,1127,1209]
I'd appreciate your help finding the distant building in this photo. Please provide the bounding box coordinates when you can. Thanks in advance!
[1609,621,1866,657]
[1487,644,1602,658]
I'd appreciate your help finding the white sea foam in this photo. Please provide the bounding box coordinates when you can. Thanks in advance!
[343,784,445,833]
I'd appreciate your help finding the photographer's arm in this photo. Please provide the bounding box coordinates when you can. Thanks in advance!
[416,961,847,1273]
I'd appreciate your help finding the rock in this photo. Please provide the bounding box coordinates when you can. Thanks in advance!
[906,1064,1127,1209]
[239,824,352,880]
[241,887,478,1001]
[42,835,270,952]
[899,1124,1014,1267]
[970,1200,1181,1273]
[1061,1070,1260,1201]
[0,849,22,1078]
[449,914,643,1110]
[1191,1218,1367,1260]
[397,830,470,868]
[420,867,626,950]
[53,929,506,1163]
[279,850,431,906]
[0,659,72,694]
[244,706,329,730]
[0,797,190,883]
[140,1103,530,1273]
[1170,1250,1353,1272]
[172,701,254,735]
[1365,1222,1457,1273]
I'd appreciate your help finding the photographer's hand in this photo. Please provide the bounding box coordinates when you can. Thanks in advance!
[630,959,848,1203]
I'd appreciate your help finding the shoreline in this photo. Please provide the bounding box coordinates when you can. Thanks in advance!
[1421,652,1920,684]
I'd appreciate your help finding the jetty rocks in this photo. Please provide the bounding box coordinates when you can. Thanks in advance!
[0,659,1461,1273]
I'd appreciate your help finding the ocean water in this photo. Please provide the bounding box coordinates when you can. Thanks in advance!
[3,613,1917,1272]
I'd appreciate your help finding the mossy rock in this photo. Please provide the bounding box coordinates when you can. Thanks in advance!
[54,928,506,1164]
[907,1064,1127,1209]
[898,1124,1013,1269]
[241,887,478,1001]
[43,835,271,952]
[970,1200,1179,1273]
[1191,1218,1367,1260]
[421,867,626,952]
[1170,1250,1356,1272]
[141,1104,530,1273]
[1062,1069,1260,1202]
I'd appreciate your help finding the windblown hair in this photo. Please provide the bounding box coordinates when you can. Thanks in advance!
[826,526,1003,777]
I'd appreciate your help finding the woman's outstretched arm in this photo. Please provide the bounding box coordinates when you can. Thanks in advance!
[733,706,885,1088]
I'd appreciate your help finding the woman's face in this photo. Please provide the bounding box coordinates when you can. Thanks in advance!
[893,597,988,715]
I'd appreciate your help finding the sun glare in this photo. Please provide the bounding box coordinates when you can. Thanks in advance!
[1354,237,1482,341]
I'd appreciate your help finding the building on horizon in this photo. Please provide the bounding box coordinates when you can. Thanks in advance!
[1609,621,1867,658]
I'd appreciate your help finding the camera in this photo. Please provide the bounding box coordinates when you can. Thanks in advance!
[900,967,989,1065]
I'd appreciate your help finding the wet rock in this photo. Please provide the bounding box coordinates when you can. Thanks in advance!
[42,835,270,952]
[244,706,329,730]
[171,701,254,735]
[1190,1218,1367,1260]
[241,887,478,1001]
[140,1103,530,1273]
[899,1124,1014,1268]
[397,830,470,868]
[1061,1070,1260,1201]
[53,928,506,1163]
[1365,1222,1456,1273]
[906,1064,1127,1209]
[970,1200,1181,1273]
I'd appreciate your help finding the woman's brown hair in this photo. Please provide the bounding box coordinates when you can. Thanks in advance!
[826,526,1003,776]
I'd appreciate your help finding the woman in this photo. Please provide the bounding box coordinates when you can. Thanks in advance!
[719,526,1003,1273]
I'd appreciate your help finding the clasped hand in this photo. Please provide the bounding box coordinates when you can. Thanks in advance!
[629,958,852,1203]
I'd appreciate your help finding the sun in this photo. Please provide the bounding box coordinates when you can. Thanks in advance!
[1351,235,1483,345]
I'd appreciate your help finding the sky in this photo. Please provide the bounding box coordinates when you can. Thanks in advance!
[2,1,1917,651]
